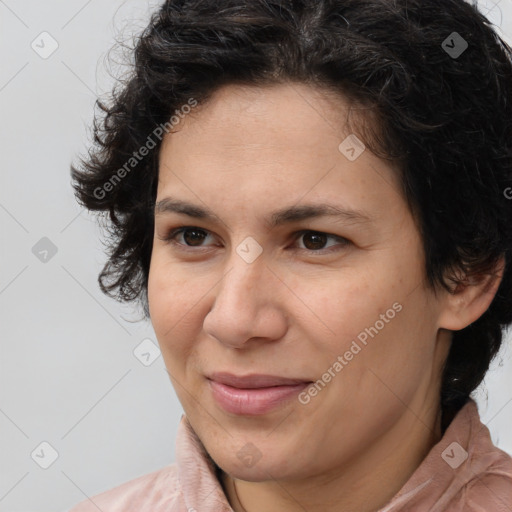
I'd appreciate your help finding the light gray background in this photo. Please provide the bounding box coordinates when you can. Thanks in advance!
[1,1,511,511]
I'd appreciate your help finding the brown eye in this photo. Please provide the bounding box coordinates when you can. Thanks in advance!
[301,232,329,250]
[180,228,208,246]
[294,230,350,253]
[161,227,213,247]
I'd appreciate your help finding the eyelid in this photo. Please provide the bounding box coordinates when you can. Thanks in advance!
[158,226,351,254]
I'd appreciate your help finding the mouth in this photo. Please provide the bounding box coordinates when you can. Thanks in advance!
[206,372,313,416]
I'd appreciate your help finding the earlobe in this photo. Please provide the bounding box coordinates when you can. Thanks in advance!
[437,256,505,331]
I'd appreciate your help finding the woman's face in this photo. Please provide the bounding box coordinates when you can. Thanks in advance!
[148,83,451,483]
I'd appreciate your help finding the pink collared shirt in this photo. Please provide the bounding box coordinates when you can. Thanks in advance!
[67,399,512,511]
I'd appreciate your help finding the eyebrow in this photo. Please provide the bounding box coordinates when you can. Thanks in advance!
[154,197,373,228]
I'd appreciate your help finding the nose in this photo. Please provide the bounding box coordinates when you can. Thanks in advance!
[202,250,287,349]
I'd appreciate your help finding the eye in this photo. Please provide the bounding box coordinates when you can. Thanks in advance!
[159,226,350,254]
[293,230,350,253]
[160,227,215,249]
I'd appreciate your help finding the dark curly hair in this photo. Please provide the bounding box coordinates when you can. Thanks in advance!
[71,0,512,426]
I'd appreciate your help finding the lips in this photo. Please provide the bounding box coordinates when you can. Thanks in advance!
[206,372,313,415]
[207,372,311,389]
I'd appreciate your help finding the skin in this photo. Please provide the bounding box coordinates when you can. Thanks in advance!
[147,82,503,512]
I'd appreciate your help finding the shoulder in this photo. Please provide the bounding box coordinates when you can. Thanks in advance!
[456,446,512,511]
[387,400,512,511]
[66,464,185,512]
[444,403,512,512]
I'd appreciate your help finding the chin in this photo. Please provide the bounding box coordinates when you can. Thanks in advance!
[210,437,307,481]
[216,456,287,482]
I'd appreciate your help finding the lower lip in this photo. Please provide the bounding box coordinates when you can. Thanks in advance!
[208,379,310,415]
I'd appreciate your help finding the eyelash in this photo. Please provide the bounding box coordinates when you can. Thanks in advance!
[159,226,350,255]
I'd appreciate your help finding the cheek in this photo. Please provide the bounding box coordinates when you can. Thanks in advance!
[147,263,194,378]
[147,254,212,359]
[148,256,190,338]
[341,296,437,409]
[293,269,390,347]
[147,258,169,332]
[300,266,428,381]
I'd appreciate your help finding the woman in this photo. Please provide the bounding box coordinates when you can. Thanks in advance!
[68,0,512,510]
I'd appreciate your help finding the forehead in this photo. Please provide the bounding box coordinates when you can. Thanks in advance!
[163,83,372,153]
[156,83,404,222]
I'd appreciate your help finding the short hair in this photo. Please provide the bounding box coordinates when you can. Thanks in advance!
[71,0,512,423]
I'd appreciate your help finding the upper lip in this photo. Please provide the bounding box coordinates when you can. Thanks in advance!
[207,372,311,389]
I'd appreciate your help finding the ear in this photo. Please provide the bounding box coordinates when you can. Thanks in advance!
[437,255,505,331]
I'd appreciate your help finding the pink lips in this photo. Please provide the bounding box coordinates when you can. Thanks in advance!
[207,372,311,415]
